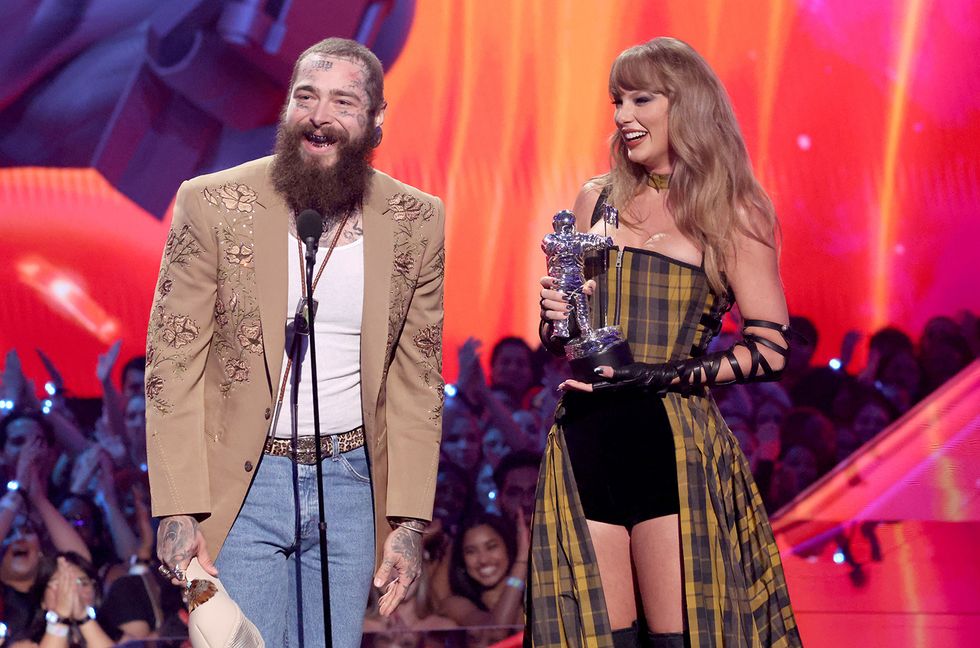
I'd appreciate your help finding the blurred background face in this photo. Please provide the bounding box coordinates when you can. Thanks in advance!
[59,497,98,548]
[433,468,470,531]
[2,417,46,466]
[1,517,42,584]
[756,401,788,429]
[124,395,146,438]
[490,343,533,398]
[498,466,537,523]
[877,350,921,410]
[461,524,509,589]
[441,409,481,471]
[481,427,510,469]
[124,394,148,466]
[853,402,891,443]
[778,446,819,493]
[122,366,145,403]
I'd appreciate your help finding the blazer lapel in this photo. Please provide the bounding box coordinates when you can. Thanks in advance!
[360,172,393,436]
[251,159,288,397]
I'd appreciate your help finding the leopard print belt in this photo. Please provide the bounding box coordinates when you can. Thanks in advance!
[263,426,365,464]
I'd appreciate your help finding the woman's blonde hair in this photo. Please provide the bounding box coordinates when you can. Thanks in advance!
[599,37,777,294]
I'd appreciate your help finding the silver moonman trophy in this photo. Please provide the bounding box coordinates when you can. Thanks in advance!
[542,210,633,382]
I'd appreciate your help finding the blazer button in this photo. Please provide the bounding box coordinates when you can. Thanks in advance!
[264,408,271,420]
[244,461,253,472]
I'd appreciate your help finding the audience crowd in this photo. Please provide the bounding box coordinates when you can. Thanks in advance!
[0,311,975,646]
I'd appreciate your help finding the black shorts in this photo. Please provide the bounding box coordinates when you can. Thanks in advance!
[559,389,680,529]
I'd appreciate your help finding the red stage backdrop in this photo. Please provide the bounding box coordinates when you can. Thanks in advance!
[1,0,978,395]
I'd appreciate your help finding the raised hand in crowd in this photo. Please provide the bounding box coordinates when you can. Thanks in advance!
[455,338,531,454]
[91,449,140,563]
[17,438,91,562]
[456,337,488,404]
[92,411,127,467]
[94,340,121,390]
[838,330,861,373]
[2,349,40,410]
[131,483,155,564]
[34,349,89,456]
[95,340,129,452]
[68,444,103,497]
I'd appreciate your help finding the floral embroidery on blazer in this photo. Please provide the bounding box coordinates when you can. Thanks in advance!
[207,184,265,394]
[145,223,205,415]
[384,192,444,421]
[146,182,267,418]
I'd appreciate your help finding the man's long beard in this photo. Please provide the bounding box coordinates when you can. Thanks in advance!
[269,121,374,220]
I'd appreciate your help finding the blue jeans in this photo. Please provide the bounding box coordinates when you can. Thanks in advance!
[215,446,375,648]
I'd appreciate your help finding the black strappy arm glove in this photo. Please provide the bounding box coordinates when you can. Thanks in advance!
[591,319,794,392]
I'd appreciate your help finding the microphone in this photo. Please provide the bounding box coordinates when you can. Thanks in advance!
[296,209,323,262]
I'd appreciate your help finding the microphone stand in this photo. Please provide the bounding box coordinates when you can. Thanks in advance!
[301,233,333,648]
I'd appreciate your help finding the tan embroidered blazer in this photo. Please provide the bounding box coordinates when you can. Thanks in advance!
[144,156,445,563]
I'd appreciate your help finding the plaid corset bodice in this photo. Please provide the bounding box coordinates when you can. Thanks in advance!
[587,247,732,364]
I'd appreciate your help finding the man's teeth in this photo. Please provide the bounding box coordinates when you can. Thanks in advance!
[306,133,332,147]
[624,131,646,141]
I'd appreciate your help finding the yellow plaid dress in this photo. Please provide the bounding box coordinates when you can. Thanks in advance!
[526,247,801,647]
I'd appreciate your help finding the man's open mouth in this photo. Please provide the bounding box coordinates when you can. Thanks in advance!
[304,131,340,148]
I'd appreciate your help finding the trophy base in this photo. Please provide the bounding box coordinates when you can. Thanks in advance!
[568,339,633,383]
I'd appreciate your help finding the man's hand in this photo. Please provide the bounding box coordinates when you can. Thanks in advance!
[373,519,425,616]
[156,514,217,585]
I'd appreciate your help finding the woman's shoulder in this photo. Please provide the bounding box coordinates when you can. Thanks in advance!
[573,179,610,231]
[576,178,608,203]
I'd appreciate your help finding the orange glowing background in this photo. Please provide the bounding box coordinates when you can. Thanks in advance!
[1,0,978,395]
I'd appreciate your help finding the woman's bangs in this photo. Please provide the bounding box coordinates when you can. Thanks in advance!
[609,47,666,96]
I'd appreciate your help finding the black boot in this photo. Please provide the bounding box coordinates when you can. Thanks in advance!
[646,631,686,648]
[611,621,642,648]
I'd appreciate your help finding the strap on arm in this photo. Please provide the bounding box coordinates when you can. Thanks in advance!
[674,318,793,387]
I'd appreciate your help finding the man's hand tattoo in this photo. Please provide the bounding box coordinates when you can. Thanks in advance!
[389,525,422,581]
[157,514,198,568]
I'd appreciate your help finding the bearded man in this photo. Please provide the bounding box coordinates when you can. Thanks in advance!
[145,38,445,647]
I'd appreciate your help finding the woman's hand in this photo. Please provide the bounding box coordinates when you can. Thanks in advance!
[557,363,614,393]
[559,361,678,393]
[17,437,47,503]
[93,412,127,464]
[49,558,79,619]
[539,276,570,322]
[539,276,597,322]
[69,444,102,495]
[95,340,122,386]
[92,451,119,507]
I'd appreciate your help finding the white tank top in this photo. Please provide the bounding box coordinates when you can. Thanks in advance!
[271,233,364,438]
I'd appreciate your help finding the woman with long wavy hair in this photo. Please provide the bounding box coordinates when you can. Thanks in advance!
[529,37,802,647]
